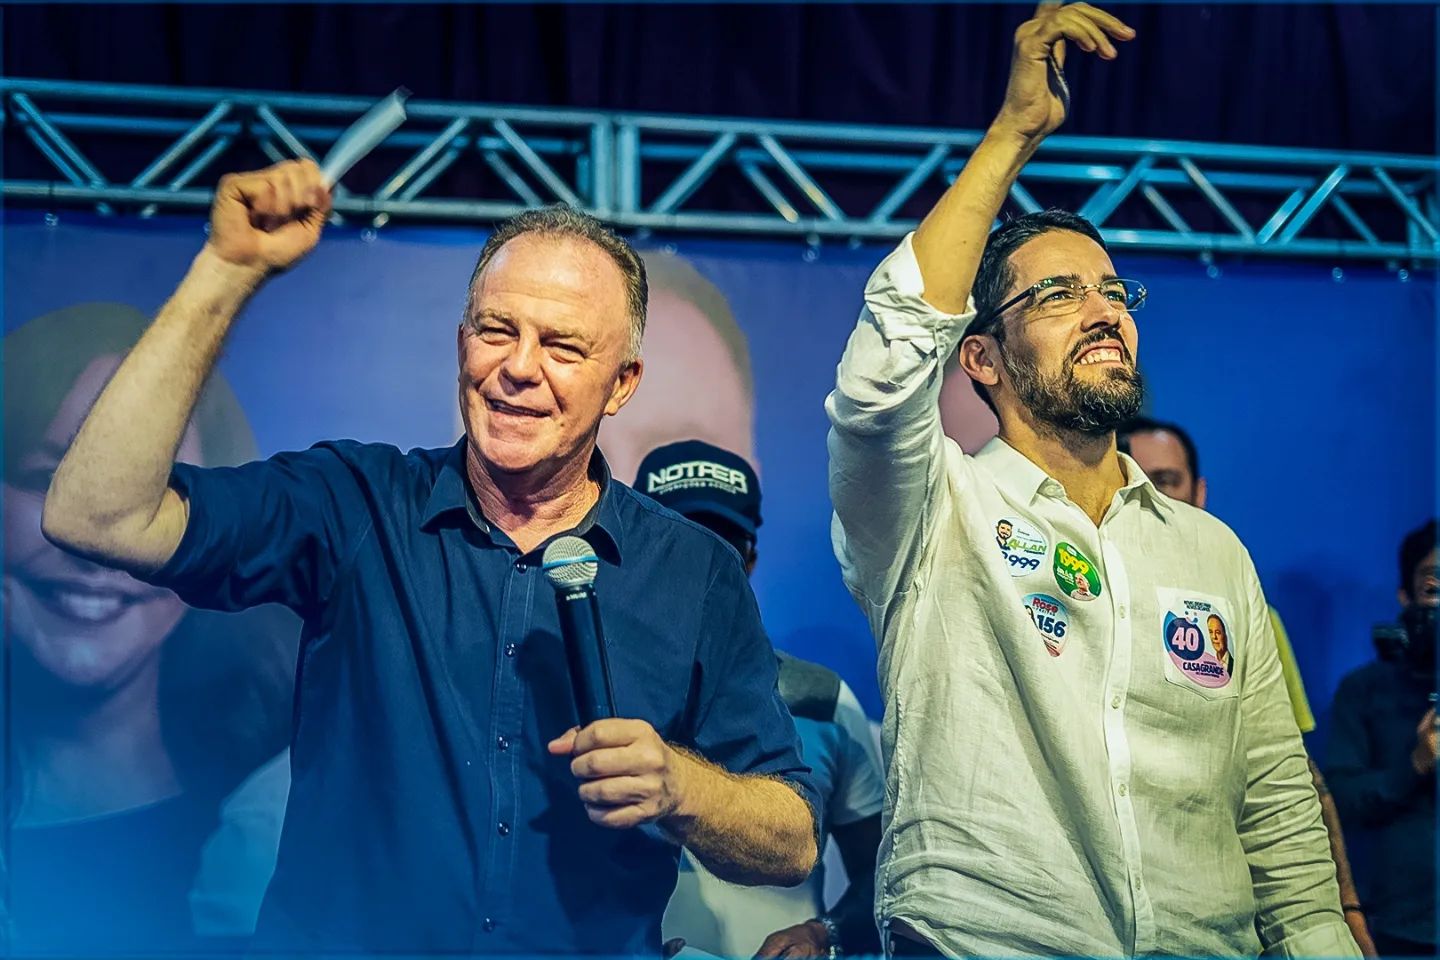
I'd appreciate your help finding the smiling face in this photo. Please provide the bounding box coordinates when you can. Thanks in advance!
[1208,614,1229,660]
[4,355,200,694]
[459,233,643,485]
[988,231,1144,435]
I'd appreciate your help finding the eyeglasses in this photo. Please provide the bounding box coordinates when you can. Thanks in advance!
[986,277,1148,326]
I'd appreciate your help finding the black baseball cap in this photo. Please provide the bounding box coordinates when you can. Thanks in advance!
[634,440,762,538]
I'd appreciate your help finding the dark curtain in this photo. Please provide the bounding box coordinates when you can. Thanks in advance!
[3,3,1435,154]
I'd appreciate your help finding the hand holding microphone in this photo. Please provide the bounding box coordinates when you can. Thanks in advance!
[542,536,695,829]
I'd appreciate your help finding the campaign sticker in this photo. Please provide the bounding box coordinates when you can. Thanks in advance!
[995,516,1048,578]
[1052,541,1102,601]
[1023,592,1070,657]
[1161,599,1234,689]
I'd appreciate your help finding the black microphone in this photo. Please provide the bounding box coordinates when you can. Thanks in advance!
[542,536,616,726]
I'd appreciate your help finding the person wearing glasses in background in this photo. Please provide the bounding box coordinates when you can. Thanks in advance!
[826,3,1360,956]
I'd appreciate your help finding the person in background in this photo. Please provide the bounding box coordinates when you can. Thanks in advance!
[1118,414,1376,955]
[3,303,296,954]
[640,440,883,959]
[1327,520,1438,959]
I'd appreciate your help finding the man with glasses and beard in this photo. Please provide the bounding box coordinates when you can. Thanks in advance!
[826,3,1358,957]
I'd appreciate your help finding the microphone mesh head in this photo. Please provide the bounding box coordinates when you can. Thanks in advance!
[542,536,599,589]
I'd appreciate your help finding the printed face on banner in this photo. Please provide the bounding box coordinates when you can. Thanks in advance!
[600,278,755,485]
[4,354,194,688]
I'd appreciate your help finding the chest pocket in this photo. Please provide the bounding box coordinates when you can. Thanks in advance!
[1154,586,1241,702]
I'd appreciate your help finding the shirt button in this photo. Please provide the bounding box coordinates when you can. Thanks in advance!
[1110,695,1122,710]
[496,735,509,751]
[482,918,496,933]
[1132,876,1143,891]
[1118,604,1128,619]
[497,821,511,836]
[504,643,517,657]
[515,560,528,572]
[1117,783,1128,797]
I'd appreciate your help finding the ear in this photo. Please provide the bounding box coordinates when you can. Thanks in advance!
[604,357,644,417]
[957,334,1001,389]
[1193,476,1208,511]
[1400,588,1413,608]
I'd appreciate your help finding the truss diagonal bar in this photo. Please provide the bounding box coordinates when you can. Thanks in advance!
[737,161,799,223]
[1330,196,1381,247]
[1008,181,1042,215]
[1257,190,1307,245]
[141,135,234,217]
[1078,155,1154,225]
[1372,166,1440,244]
[1177,157,1254,241]
[368,144,466,227]
[10,93,108,187]
[491,119,582,207]
[255,106,319,162]
[482,150,543,207]
[397,147,462,202]
[375,117,470,202]
[868,144,950,223]
[756,134,843,221]
[649,132,737,215]
[1141,186,1191,235]
[1276,166,1349,245]
[131,102,232,188]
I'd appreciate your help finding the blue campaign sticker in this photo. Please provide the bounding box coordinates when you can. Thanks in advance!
[1023,592,1070,658]
[995,516,1048,578]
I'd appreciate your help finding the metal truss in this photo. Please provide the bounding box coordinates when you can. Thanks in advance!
[4,77,1437,263]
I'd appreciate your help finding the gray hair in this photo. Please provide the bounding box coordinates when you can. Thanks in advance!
[466,204,648,361]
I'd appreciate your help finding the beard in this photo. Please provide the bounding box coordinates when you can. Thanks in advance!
[1000,331,1144,437]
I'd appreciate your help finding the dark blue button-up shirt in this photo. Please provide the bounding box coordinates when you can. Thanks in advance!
[145,439,815,955]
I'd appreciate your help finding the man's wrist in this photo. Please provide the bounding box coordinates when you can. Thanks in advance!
[982,118,1048,157]
[191,243,271,296]
[810,916,842,957]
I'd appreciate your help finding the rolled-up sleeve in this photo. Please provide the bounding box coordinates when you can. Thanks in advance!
[686,552,818,820]
[826,233,975,617]
[1236,554,1359,957]
[141,442,370,618]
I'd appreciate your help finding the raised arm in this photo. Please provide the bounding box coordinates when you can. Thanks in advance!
[827,3,1133,608]
[43,160,330,574]
[914,2,1132,311]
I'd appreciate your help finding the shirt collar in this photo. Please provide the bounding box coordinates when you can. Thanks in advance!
[420,439,625,562]
[973,437,1174,519]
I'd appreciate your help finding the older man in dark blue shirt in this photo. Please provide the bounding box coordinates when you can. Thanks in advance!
[43,158,819,955]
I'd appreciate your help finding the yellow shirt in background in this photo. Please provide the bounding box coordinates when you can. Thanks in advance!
[1270,606,1316,734]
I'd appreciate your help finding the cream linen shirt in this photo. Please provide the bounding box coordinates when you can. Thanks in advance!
[826,234,1358,958]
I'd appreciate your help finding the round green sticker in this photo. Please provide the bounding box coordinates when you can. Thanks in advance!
[1053,541,1102,601]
